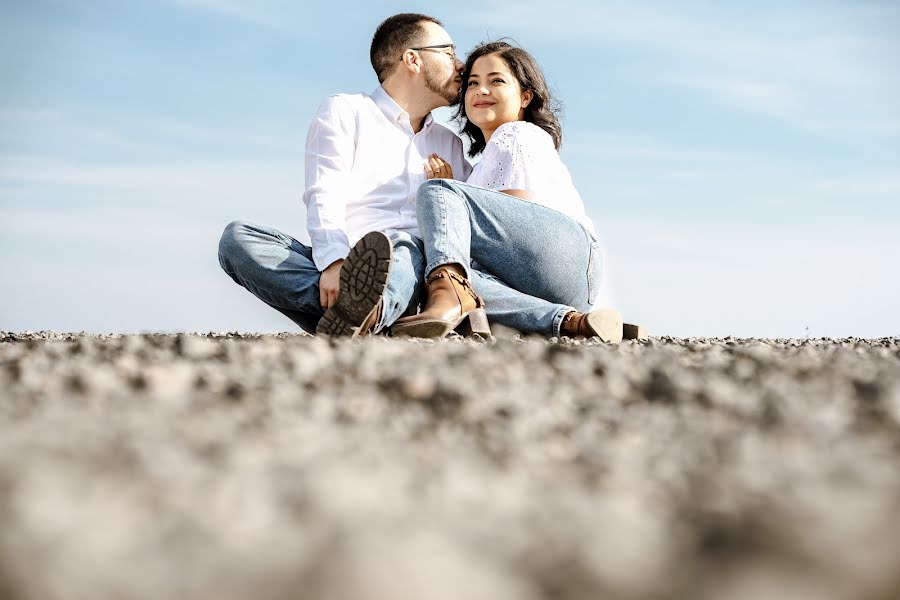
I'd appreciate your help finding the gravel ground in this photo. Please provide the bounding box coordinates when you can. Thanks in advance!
[2,331,900,600]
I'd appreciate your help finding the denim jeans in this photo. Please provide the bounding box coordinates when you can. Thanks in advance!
[218,221,426,334]
[416,179,603,336]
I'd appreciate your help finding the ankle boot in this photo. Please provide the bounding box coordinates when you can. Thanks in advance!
[560,309,623,342]
[391,266,491,338]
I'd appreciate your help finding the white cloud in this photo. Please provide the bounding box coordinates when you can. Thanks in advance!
[0,108,63,120]
[0,156,300,198]
[0,109,157,155]
[0,186,309,333]
[809,176,900,197]
[4,202,896,336]
[0,154,310,247]
[558,130,900,240]
[146,120,300,153]
[562,132,751,164]
[660,77,800,121]
[0,205,215,248]
[600,216,900,338]
[456,0,900,137]
[171,0,300,32]
[0,109,304,159]
[0,250,294,333]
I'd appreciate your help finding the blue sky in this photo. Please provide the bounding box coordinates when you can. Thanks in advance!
[1,0,898,337]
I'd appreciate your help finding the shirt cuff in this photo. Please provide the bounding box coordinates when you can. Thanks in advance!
[313,241,351,272]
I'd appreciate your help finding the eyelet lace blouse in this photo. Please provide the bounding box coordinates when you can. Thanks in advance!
[466,121,594,232]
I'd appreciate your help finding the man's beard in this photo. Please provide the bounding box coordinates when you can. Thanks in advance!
[423,62,460,105]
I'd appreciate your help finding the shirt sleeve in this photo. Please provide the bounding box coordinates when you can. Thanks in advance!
[302,96,356,271]
[480,123,528,190]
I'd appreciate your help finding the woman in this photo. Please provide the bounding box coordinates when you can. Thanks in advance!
[392,41,624,341]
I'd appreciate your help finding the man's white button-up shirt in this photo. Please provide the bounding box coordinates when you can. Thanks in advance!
[302,85,472,271]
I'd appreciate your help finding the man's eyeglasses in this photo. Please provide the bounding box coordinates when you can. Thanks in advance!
[402,43,457,61]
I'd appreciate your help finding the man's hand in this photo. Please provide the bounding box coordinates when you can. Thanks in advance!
[424,154,454,179]
[319,259,344,309]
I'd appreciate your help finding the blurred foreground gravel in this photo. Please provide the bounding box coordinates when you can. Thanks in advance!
[2,331,900,600]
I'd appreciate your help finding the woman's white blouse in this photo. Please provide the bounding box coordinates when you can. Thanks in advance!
[465,121,594,232]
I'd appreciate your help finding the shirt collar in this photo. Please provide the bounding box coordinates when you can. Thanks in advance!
[371,85,434,131]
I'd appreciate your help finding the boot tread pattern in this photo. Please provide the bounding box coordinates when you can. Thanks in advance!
[316,232,391,336]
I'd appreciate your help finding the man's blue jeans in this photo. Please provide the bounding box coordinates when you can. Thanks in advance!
[217,221,427,334]
[218,180,602,336]
[415,179,603,336]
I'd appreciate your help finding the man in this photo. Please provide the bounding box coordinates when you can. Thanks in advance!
[218,13,470,335]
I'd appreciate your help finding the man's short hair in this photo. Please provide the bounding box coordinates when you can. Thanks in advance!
[370,13,442,83]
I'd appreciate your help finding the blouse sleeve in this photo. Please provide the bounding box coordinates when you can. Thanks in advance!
[477,123,530,190]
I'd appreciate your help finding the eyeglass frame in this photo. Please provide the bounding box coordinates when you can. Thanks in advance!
[400,43,457,61]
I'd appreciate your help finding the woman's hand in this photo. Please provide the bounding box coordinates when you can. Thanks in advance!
[424,154,454,179]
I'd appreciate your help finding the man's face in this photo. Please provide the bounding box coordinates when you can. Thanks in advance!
[417,22,464,106]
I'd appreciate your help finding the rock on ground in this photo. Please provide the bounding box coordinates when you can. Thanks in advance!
[1,332,900,600]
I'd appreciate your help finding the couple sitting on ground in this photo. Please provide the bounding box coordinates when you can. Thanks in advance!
[219,12,636,341]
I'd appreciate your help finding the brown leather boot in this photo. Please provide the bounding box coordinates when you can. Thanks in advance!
[391,266,491,338]
[560,309,623,342]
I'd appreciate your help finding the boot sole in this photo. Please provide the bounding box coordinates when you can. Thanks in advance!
[391,307,491,339]
[316,231,392,337]
[586,309,624,343]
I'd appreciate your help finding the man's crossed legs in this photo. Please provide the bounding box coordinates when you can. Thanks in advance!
[218,221,426,335]
[218,220,581,336]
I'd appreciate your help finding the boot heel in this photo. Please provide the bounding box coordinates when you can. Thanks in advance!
[623,323,649,340]
[456,308,491,337]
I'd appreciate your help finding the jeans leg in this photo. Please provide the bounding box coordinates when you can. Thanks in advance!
[416,179,603,331]
[471,268,572,336]
[377,231,427,331]
[218,220,323,333]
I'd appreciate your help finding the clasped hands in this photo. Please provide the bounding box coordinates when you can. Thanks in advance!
[424,154,453,179]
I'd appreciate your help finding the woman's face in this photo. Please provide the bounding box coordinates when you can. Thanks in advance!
[465,53,532,135]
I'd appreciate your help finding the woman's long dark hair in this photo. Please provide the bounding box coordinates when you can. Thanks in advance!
[454,41,562,157]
